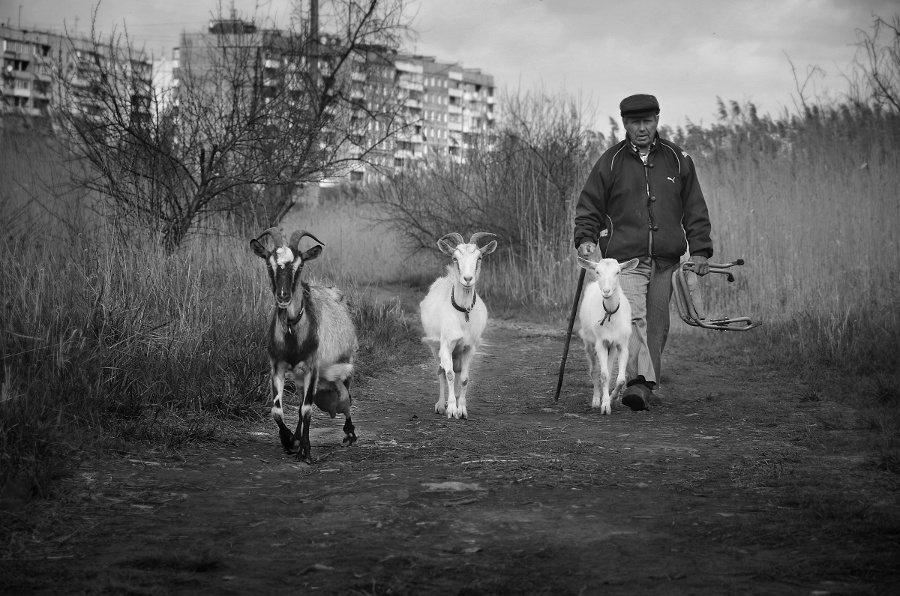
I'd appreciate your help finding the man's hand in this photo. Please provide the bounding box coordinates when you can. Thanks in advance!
[577,242,596,259]
[688,254,709,276]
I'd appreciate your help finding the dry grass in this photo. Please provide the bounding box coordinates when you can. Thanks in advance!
[3,102,899,508]
[281,199,441,285]
[0,133,424,503]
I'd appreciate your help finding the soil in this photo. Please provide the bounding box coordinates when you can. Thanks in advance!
[2,283,898,595]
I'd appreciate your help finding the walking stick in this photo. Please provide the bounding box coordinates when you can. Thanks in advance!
[553,267,586,402]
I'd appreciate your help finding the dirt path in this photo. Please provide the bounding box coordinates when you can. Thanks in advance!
[2,285,898,595]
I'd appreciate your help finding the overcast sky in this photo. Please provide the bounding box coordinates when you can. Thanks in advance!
[2,0,896,129]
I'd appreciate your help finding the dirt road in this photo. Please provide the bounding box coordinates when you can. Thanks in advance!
[2,286,898,595]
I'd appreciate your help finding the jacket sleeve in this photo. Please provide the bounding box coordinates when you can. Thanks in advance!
[680,154,714,259]
[574,158,607,249]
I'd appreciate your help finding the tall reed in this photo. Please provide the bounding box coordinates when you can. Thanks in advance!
[1,132,423,500]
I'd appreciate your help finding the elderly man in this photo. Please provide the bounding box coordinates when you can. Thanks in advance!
[573,94,713,410]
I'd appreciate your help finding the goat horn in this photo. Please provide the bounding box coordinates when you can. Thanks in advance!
[289,230,325,253]
[438,232,465,248]
[257,227,284,250]
[468,232,496,246]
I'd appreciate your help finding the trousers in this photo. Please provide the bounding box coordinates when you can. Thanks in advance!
[618,257,677,388]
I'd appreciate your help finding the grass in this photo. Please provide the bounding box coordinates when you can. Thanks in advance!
[281,198,441,285]
[0,174,425,503]
[3,100,900,509]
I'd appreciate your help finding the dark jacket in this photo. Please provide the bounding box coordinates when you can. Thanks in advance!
[574,135,713,261]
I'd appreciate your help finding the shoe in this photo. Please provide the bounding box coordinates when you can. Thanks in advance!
[621,383,651,411]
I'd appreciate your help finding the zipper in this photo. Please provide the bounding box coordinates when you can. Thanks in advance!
[641,152,654,255]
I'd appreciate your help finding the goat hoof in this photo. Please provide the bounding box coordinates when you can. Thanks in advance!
[278,428,295,452]
[342,433,357,446]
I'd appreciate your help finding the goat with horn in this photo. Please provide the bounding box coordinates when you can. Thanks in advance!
[250,227,359,463]
[420,232,498,419]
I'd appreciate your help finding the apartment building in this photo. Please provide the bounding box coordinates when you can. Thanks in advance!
[347,55,495,182]
[416,55,495,161]
[1,24,153,123]
[1,25,54,117]
[167,19,495,183]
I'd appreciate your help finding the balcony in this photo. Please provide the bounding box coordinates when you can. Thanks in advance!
[398,79,424,93]
[395,60,423,74]
[396,132,424,144]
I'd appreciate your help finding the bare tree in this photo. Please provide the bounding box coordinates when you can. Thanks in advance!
[51,0,413,251]
[364,88,596,257]
[853,14,900,113]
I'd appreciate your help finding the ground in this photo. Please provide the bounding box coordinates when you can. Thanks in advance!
[1,284,898,595]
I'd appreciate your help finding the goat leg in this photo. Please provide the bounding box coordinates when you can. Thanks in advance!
[611,343,629,407]
[340,379,357,445]
[457,346,476,420]
[271,368,296,453]
[295,372,316,464]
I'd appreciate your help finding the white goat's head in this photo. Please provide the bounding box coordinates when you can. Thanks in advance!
[251,227,324,308]
[578,257,640,299]
[437,232,498,289]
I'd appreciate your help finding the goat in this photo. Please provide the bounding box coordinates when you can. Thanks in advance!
[577,257,639,415]
[420,232,498,420]
[250,227,358,463]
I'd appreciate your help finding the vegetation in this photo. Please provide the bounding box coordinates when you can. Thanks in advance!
[0,130,422,501]
[2,13,898,508]
[51,0,413,252]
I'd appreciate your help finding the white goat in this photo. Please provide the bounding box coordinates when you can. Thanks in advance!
[420,232,498,420]
[250,227,359,463]
[577,257,639,415]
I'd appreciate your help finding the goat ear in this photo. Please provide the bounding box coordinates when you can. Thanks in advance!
[479,240,498,255]
[619,258,640,273]
[577,256,594,270]
[250,239,270,259]
[301,245,323,262]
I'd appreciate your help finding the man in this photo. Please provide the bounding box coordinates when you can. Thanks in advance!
[574,94,713,411]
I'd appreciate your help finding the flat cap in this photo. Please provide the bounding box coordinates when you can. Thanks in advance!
[620,94,660,118]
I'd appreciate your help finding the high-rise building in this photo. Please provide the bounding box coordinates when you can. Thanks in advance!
[410,55,495,162]
[166,19,496,184]
[1,25,56,117]
[0,24,152,123]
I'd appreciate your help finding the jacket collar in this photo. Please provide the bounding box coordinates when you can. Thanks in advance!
[628,133,659,155]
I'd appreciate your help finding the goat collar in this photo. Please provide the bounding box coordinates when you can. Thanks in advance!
[451,287,477,322]
[598,299,619,326]
[280,304,305,333]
